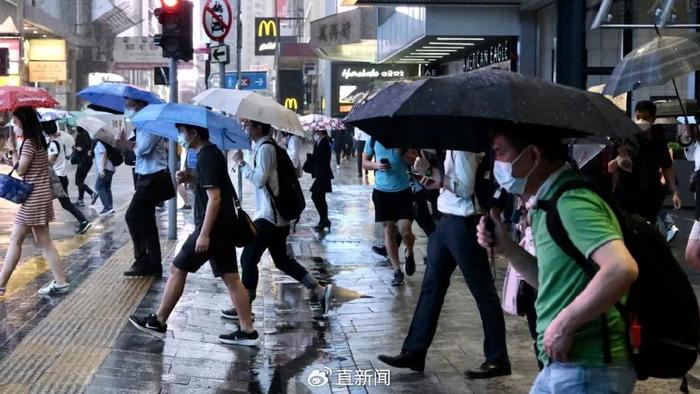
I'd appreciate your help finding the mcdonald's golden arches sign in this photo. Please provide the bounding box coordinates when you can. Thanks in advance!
[255,18,278,56]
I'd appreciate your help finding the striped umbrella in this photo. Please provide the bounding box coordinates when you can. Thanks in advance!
[603,34,700,97]
[299,114,345,132]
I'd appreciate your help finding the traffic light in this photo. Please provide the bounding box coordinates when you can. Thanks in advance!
[154,0,193,62]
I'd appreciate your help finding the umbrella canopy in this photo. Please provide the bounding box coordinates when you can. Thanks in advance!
[77,116,116,147]
[603,34,700,97]
[345,69,640,151]
[192,89,305,136]
[37,108,74,123]
[131,103,249,150]
[77,82,164,113]
[300,114,345,132]
[0,86,59,112]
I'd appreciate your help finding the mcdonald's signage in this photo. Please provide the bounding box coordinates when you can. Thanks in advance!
[255,18,278,56]
[283,98,298,110]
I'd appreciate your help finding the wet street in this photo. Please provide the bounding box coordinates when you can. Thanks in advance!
[0,148,699,394]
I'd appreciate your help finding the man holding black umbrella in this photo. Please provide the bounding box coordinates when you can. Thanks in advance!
[477,128,638,392]
[377,149,510,379]
[118,98,174,278]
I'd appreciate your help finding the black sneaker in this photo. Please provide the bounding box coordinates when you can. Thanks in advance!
[179,205,192,210]
[220,308,256,321]
[77,221,92,235]
[90,192,99,205]
[75,200,85,207]
[219,329,260,346]
[372,245,388,257]
[405,253,416,276]
[129,313,167,340]
[391,270,405,286]
[124,262,163,278]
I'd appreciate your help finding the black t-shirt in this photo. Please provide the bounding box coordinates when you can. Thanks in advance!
[194,144,237,231]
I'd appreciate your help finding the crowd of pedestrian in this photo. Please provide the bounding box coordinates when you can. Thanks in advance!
[3,78,700,394]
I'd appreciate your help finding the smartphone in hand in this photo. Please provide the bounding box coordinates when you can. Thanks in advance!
[380,158,391,169]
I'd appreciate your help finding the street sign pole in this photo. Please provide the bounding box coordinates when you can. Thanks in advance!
[168,57,178,240]
[236,0,243,201]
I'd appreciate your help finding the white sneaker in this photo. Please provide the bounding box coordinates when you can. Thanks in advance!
[38,281,70,295]
[667,225,680,243]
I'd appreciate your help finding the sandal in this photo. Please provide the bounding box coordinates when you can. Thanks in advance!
[0,288,6,296]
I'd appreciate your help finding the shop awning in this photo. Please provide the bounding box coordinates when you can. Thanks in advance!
[310,8,378,63]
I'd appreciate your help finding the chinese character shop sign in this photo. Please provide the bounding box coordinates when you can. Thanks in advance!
[310,10,361,48]
[203,0,233,42]
[255,18,278,56]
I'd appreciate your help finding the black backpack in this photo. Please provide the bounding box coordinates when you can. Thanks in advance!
[256,140,305,222]
[538,179,700,381]
[105,144,124,167]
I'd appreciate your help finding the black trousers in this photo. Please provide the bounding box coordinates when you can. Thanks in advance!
[58,176,87,224]
[75,163,94,201]
[241,219,311,302]
[402,215,509,365]
[355,140,366,175]
[311,191,329,223]
[126,176,161,267]
[412,189,436,237]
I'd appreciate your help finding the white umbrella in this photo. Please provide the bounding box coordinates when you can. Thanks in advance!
[77,116,116,147]
[192,88,306,137]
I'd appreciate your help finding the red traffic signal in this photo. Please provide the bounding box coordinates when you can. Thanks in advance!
[160,0,179,7]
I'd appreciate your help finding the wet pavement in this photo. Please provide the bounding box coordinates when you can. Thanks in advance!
[0,147,699,393]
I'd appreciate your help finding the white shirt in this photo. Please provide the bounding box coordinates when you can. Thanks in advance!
[241,136,288,227]
[687,142,700,172]
[354,128,370,142]
[437,150,483,217]
[47,137,66,177]
[286,135,302,172]
[59,131,75,159]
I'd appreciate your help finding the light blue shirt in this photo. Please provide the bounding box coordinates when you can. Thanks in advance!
[94,141,115,173]
[134,129,167,175]
[364,139,410,193]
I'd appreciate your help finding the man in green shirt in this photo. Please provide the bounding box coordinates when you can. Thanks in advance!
[476,128,639,393]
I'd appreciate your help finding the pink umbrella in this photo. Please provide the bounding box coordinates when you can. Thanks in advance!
[300,114,345,132]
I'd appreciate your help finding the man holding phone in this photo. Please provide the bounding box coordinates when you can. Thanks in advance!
[363,139,416,286]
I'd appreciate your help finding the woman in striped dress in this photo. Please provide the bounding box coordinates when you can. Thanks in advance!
[0,107,69,296]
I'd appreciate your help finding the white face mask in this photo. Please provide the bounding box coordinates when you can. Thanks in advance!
[12,123,22,137]
[493,148,536,196]
[635,119,651,132]
[313,133,321,142]
[123,107,136,121]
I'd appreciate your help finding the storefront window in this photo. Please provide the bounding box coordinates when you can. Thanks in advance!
[592,0,698,28]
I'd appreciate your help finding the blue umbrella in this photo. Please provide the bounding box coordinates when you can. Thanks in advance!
[77,82,164,113]
[131,103,249,150]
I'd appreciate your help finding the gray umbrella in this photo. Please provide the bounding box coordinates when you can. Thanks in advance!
[345,69,640,151]
[603,33,700,97]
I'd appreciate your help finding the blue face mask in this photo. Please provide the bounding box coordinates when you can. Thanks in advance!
[178,133,193,150]
[123,107,136,121]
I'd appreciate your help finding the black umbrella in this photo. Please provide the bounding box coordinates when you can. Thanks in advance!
[344,69,640,151]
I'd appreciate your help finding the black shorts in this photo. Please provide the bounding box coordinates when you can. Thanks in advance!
[172,227,238,277]
[372,188,414,222]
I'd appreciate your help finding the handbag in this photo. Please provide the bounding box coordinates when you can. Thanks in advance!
[0,165,34,204]
[48,166,67,200]
[232,192,256,247]
[137,170,176,203]
[69,150,81,165]
[501,264,536,316]
[302,153,314,174]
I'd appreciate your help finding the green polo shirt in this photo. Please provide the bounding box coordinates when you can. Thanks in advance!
[530,169,628,366]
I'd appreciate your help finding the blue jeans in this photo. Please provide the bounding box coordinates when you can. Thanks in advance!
[402,215,508,364]
[95,170,114,210]
[530,362,636,394]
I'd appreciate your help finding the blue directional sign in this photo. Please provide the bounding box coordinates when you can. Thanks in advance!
[223,71,268,91]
